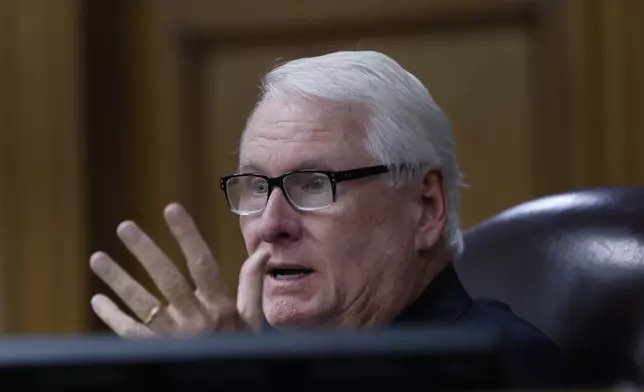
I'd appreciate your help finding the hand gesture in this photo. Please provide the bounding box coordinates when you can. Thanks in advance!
[90,203,269,338]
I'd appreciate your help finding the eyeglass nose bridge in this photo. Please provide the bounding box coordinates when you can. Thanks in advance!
[264,175,282,200]
[262,174,296,212]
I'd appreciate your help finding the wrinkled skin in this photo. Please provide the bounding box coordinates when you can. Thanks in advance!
[240,96,448,329]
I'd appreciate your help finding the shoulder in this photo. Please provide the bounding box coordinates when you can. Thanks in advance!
[460,298,571,387]
[460,298,548,338]
[460,298,559,353]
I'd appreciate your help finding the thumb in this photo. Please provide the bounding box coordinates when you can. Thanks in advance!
[237,247,270,331]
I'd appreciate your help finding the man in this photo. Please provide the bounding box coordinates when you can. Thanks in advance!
[90,51,566,383]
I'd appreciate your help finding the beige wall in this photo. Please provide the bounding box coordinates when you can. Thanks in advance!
[0,0,642,333]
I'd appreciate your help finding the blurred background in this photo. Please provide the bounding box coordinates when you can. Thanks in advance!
[0,0,642,334]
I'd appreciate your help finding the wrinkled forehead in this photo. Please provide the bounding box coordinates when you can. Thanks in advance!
[239,96,374,174]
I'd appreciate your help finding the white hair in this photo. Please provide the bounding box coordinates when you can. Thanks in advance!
[248,51,464,255]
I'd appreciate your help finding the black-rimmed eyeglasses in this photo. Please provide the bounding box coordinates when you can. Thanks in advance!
[220,165,393,216]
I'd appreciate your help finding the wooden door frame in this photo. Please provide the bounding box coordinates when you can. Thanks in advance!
[145,0,589,220]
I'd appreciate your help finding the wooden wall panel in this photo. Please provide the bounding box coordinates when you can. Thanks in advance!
[0,0,14,332]
[546,0,644,189]
[171,0,535,35]
[0,0,86,333]
[591,0,644,186]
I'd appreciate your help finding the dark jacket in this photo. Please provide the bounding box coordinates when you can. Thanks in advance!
[393,264,570,388]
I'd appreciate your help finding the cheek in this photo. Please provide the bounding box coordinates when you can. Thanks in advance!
[339,190,414,261]
[300,213,365,279]
[311,212,410,305]
[239,217,256,252]
[309,196,401,273]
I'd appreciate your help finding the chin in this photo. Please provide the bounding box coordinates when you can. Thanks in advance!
[264,297,323,328]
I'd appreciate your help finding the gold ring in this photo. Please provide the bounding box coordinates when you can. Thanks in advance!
[143,304,162,325]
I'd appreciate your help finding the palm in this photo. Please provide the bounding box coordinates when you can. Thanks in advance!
[90,203,268,337]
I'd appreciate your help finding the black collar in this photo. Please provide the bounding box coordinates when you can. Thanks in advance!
[392,263,473,325]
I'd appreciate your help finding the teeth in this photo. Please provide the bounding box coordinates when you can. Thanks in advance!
[275,272,306,279]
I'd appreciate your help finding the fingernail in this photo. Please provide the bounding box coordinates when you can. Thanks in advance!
[90,294,105,311]
[89,252,107,270]
[257,243,271,256]
[117,221,138,239]
[164,203,183,224]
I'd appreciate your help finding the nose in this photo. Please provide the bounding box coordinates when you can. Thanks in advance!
[256,188,302,244]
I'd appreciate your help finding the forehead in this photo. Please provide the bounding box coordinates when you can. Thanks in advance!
[240,96,373,174]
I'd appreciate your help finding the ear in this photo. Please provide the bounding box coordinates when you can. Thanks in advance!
[414,168,447,252]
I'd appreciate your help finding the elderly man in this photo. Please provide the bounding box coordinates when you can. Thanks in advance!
[90,51,566,382]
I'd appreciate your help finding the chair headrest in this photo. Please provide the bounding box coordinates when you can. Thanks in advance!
[456,186,644,380]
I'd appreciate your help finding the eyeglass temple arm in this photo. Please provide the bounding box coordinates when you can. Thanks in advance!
[332,165,390,183]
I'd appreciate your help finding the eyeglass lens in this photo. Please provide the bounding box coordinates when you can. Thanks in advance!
[226,172,334,214]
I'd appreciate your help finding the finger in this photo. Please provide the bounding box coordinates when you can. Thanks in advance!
[116,221,197,311]
[237,248,271,331]
[91,294,154,338]
[164,203,225,300]
[90,251,162,322]
[144,304,178,333]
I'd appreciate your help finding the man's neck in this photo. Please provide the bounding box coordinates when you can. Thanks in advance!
[359,244,453,327]
[392,262,473,325]
[412,244,453,305]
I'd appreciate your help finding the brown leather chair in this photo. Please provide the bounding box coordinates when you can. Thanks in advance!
[455,186,644,385]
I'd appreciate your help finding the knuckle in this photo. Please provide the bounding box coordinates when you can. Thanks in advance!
[122,325,138,338]
[119,283,139,302]
[160,273,191,296]
[176,314,210,333]
[207,300,240,331]
[196,252,214,265]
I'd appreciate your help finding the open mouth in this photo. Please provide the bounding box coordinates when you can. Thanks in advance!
[269,268,314,280]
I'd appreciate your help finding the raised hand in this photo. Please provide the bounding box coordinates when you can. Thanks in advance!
[90,203,269,338]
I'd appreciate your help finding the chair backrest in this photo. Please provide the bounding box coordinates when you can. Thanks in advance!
[455,186,644,383]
